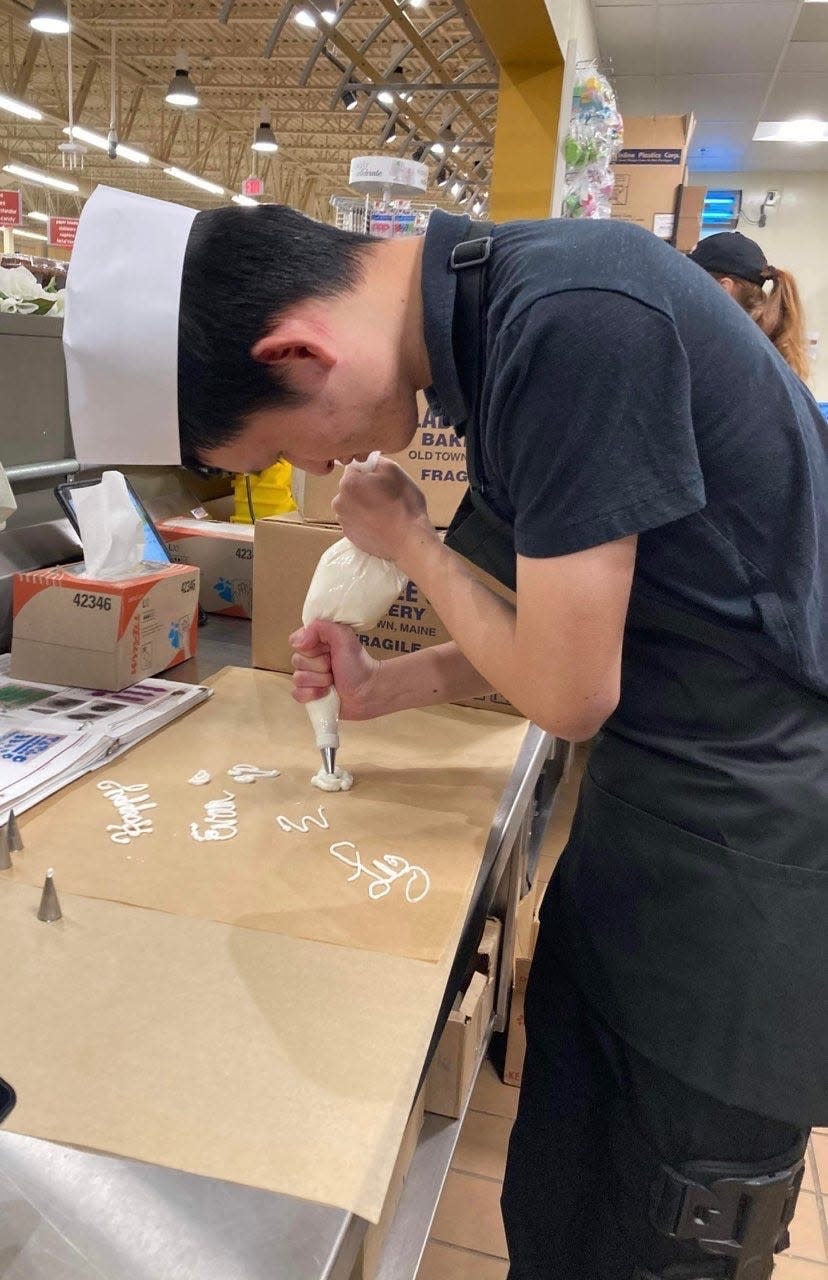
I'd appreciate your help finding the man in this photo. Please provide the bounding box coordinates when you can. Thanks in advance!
[66,187,827,1280]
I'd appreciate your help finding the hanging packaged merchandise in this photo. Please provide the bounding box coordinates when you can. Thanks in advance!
[561,61,623,220]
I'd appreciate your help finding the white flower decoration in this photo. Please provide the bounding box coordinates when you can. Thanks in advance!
[0,296,39,314]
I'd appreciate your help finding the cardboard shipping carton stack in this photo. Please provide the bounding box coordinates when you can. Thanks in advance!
[503,881,542,1090]
[291,391,467,530]
[611,114,695,242]
[252,514,520,716]
[11,562,200,690]
[157,498,255,620]
[424,917,502,1119]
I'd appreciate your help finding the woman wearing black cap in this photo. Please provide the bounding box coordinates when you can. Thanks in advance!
[688,230,809,379]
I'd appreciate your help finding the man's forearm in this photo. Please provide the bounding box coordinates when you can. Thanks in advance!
[357,642,492,718]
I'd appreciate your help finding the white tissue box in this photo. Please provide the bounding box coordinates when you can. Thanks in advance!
[10,563,200,691]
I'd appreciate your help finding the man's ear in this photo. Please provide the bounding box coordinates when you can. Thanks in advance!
[250,319,337,396]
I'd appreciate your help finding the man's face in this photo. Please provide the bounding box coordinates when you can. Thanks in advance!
[197,305,423,476]
[200,377,420,476]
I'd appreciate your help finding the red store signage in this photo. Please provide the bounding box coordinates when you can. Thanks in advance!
[0,190,22,228]
[48,216,79,249]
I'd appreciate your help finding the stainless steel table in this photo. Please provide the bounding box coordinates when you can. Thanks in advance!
[0,616,564,1280]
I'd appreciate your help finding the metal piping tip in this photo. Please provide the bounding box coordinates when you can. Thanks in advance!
[321,746,337,775]
[7,811,23,853]
[0,811,22,870]
[37,868,62,923]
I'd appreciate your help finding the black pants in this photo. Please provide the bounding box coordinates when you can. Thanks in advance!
[500,933,808,1279]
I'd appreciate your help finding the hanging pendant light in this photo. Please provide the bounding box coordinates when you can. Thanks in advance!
[252,116,278,153]
[57,0,86,170]
[29,0,70,35]
[166,53,199,107]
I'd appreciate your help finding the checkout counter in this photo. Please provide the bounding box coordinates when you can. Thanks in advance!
[0,318,568,1280]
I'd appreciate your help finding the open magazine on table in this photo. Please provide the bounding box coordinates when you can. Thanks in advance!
[0,655,212,820]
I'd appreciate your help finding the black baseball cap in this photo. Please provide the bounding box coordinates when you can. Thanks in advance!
[687,232,772,286]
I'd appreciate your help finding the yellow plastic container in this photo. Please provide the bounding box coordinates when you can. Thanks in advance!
[232,461,297,523]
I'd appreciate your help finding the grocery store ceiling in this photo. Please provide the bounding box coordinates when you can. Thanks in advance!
[0,0,497,216]
[594,0,828,172]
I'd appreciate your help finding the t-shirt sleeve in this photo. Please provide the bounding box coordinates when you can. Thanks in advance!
[490,290,707,557]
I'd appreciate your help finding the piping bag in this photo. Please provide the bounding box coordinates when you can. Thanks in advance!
[301,453,407,779]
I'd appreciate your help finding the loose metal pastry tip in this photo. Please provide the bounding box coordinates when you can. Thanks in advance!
[321,746,337,776]
[0,810,22,869]
[7,811,23,853]
[37,868,62,923]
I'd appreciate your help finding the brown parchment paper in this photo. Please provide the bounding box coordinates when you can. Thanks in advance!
[10,668,527,963]
[0,881,453,1222]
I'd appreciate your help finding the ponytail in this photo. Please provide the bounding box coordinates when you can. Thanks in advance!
[751,268,809,381]
[720,268,810,380]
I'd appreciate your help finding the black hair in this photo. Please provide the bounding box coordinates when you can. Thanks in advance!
[178,204,372,466]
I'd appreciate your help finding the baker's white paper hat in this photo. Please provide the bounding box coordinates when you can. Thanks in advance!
[63,185,198,466]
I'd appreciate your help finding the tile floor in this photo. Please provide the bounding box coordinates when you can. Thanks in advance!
[416,750,828,1279]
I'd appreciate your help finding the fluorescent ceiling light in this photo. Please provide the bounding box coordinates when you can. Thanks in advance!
[29,0,70,33]
[13,227,48,241]
[377,89,394,105]
[28,210,49,222]
[321,8,336,19]
[385,129,398,145]
[450,181,463,199]
[3,163,78,192]
[294,9,317,26]
[61,125,149,164]
[430,141,444,155]
[0,93,43,121]
[164,167,225,196]
[754,119,828,143]
[232,193,258,206]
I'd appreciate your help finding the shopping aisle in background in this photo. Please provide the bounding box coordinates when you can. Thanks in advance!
[417,750,828,1279]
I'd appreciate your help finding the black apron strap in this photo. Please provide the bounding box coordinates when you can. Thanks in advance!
[443,222,519,592]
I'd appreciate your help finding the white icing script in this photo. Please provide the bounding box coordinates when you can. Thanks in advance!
[328,841,431,903]
[190,790,238,842]
[275,805,329,834]
[228,763,280,783]
[188,769,211,786]
[98,780,157,845]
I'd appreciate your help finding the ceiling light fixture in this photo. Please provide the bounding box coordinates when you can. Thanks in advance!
[385,127,398,145]
[3,162,78,192]
[321,8,336,19]
[436,165,449,187]
[753,118,828,143]
[412,143,427,162]
[61,125,149,164]
[430,141,444,155]
[342,88,358,110]
[450,180,464,200]
[232,193,259,206]
[13,227,48,241]
[378,89,394,106]
[27,210,50,222]
[29,0,70,34]
[0,93,43,121]
[163,166,224,195]
[252,119,279,152]
[294,8,317,27]
[166,55,199,107]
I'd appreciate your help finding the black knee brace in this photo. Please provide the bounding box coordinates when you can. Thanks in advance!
[631,1142,806,1280]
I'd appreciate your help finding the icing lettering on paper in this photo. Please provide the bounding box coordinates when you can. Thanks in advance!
[190,790,238,842]
[328,841,430,903]
[98,780,157,845]
[275,805,330,834]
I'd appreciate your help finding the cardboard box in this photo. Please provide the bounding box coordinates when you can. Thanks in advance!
[503,955,531,1089]
[252,514,520,716]
[673,184,707,252]
[159,515,255,618]
[612,115,694,237]
[291,392,468,530]
[425,917,502,1118]
[10,563,200,690]
[350,1085,426,1280]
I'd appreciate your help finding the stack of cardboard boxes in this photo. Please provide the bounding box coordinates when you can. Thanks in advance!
[611,114,701,248]
[251,392,519,716]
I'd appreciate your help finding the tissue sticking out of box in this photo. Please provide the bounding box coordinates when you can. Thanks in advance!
[72,471,145,579]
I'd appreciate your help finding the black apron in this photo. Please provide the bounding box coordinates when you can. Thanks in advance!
[442,225,828,1127]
